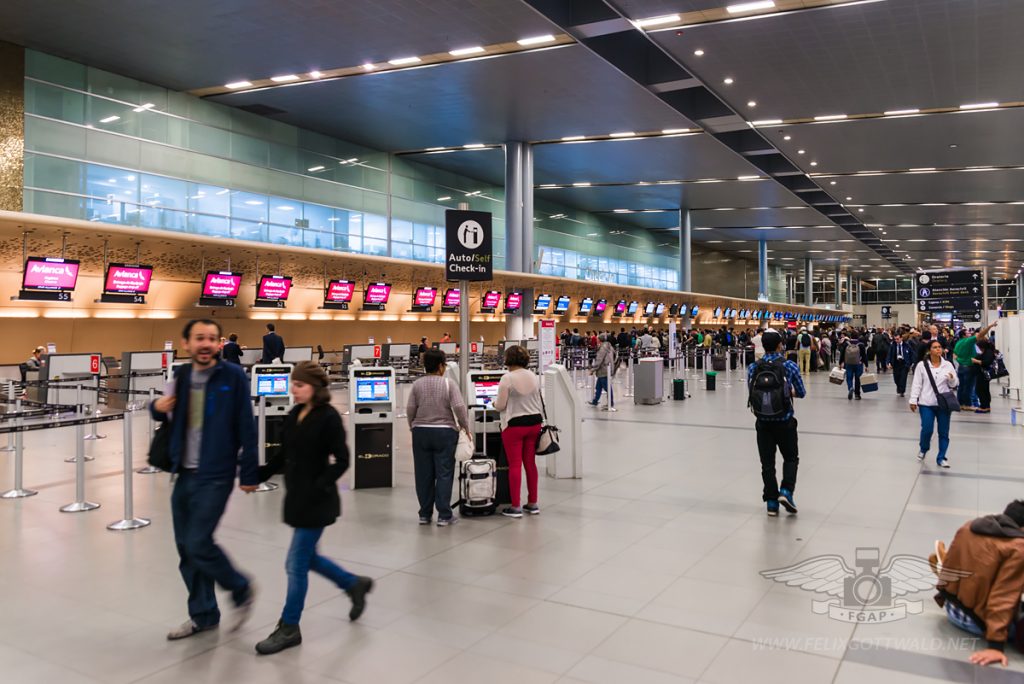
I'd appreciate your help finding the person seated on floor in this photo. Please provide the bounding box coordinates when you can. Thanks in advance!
[931,499,1024,667]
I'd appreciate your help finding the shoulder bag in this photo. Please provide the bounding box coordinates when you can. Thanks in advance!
[535,381,561,455]
[446,379,475,462]
[923,362,960,413]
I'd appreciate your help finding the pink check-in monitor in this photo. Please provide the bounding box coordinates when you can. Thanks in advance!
[414,287,437,307]
[326,279,355,302]
[257,275,292,301]
[482,290,502,309]
[103,263,153,294]
[443,288,461,307]
[202,271,241,299]
[364,282,392,305]
[505,291,523,311]
[23,257,80,291]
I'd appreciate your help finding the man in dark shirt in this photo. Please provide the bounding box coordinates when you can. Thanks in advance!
[221,334,243,365]
[261,323,286,364]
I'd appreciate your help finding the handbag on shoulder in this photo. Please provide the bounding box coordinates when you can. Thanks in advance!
[923,362,960,413]
[535,385,561,456]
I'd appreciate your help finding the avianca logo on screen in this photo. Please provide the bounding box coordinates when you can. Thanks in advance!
[24,258,79,290]
[31,263,75,276]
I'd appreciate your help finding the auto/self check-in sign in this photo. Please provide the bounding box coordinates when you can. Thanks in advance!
[445,209,492,282]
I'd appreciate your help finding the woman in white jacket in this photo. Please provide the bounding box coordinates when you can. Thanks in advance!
[909,339,959,468]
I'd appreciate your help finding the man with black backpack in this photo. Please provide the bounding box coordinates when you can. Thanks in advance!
[747,331,806,517]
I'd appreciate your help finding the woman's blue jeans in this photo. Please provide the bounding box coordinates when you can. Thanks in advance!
[282,526,357,625]
[919,405,951,461]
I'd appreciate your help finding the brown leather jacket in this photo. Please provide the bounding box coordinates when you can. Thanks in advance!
[937,515,1024,647]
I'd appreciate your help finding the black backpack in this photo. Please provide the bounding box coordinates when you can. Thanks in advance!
[748,358,792,420]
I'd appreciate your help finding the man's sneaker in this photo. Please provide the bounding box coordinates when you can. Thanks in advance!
[228,582,256,633]
[848,392,853,401]
[501,507,523,519]
[167,619,217,641]
[345,576,374,621]
[587,401,599,407]
[523,503,540,515]
[418,517,431,525]
[778,489,798,514]
[766,500,780,517]
[436,517,458,527]
[255,621,301,655]
[917,451,926,461]
[937,458,951,469]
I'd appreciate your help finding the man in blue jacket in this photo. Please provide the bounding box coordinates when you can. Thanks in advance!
[152,319,259,641]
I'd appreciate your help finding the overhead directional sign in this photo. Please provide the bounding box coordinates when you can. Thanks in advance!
[917,270,983,322]
[445,209,493,282]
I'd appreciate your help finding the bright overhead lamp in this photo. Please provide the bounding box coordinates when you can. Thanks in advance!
[309,71,323,78]
[884,108,919,116]
[783,135,792,140]
[463,143,486,148]
[270,74,300,82]
[751,119,782,126]
[662,128,690,134]
[99,115,120,123]
[810,161,818,166]
[747,100,757,107]
[737,175,759,181]
[797,149,806,154]
[561,135,585,141]
[388,56,422,66]
[814,114,848,121]
[517,34,556,46]
[225,80,252,89]
[723,77,734,85]
[307,165,325,172]
[694,49,705,57]
[449,46,485,56]
[960,102,999,110]
[726,0,776,14]
[613,209,632,213]
[436,196,451,201]
[362,63,376,71]
[609,131,637,138]
[634,14,680,28]
[573,182,592,187]
[132,103,155,112]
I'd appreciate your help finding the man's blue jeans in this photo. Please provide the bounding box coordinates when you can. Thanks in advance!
[845,363,863,394]
[282,526,357,625]
[956,364,976,407]
[919,405,951,462]
[411,427,458,520]
[171,471,250,628]
[592,376,613,405]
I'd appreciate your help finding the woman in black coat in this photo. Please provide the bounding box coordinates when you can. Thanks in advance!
[254,361,373,655]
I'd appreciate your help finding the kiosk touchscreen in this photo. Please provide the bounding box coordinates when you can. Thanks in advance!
[251,365,294,413]
[466,370,504,410]
[465,370,510,503]
[347,367,396,489]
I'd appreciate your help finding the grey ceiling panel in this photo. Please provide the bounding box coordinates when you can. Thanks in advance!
[402,148,506,188]
[535,180,806,212]
[862,205,1024,226]
[0,0,558,92]
[761,109,1024,175]
[210,45,692,152]
[650,0,1024,121]
[691,207,825,228]
[827,169,1024,205]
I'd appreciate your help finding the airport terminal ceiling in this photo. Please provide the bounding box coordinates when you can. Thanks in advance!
[0,0,1022,281]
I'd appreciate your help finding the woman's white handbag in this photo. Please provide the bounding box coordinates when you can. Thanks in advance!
[448,379,475,462]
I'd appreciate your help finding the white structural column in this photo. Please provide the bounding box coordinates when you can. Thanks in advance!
[1018,273,1024,313]
[679,210,692,292]
[834,266,842,309]
[847,273,854,308]
[804,257,813,307]
[757,239,768,301]
[521,143,534,274]
[504,142,524,273]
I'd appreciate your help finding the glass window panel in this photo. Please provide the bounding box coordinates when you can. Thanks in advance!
[412,244,432,262]
[28,154,84,195]
[139,174,187,231]
[347,212,364,237]
[268,224,304,246]
[363,213,387,240]
[25,80,85,124]
[231,191,267,223]
[230,219,265,242]
[392,242,413,260]
[302,202,334,234]
[85,195,131,225]
[268,197,299,228]
[413,222,430,246]
[190,212,230,238]
[392,219,413,243]
[364,238,388,256]
[303,228,334,250]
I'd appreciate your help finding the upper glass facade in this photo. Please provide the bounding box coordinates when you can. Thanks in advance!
[21,50,679,291]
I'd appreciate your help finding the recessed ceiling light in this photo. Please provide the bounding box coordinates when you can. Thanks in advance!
[747,100,757,107]
[846,197,852,201]
[449,46,485,56]
[723,77,734,85]
[225,80,253,89]
[561,135,585,141]
[783,135,792,140]
[573,182,592,187]
[99,115,120,123]
[661,128,690,134]
[797,149,806,154]
[517,34,556,46]
[463,143,486,148]
[132,103,156,112]
[609,131,637,138]
[306,165,326,172]
[829,181,837,185]
[810,161,818,166]
[858,208,864,212]
[737,175,759,181]
[948,143,959,149]
[694,49,705,57]
[388,56,422,66]
[613,209,631,213]
[270,74,300,82]
[960,102,999,110]
[309,71,323,78]
[362,63,376,71]
[436,196,451,201]
[751,119,782,126]
[814,114,848,121]
[634,13,681,27]
[726,0,776,14]
[884,108,920,116]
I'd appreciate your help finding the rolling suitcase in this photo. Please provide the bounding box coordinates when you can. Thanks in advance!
[457,457,498,517]
[673,378,687,400]
[712,355,726,372]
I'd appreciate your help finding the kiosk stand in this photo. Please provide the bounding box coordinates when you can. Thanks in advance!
[348,367,396,489]
[251,364,294,493]
[543,365,583,479]
[465,370,511,504]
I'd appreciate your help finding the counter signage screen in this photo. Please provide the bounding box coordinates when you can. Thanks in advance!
[578,297,594,315]
[534,293,552,312]
[593,299,607,315]
[257,275,292,301]
[103,263,153,295]
[364,283,392,305]
[443,288,461,308]
[714,306,723,318]
[504,291,523,313]
[669,304,679,316]
[691,305,699,317]
[23,257,80,292]
[326,279,354,302]
[627,301,639,315]
[614,300,627,315]
[202,271,241,299]
[481,290,502,310]
[554,295,570,313]
[644,301,655,316]
[655,303,666,316]
[413,286,437,309]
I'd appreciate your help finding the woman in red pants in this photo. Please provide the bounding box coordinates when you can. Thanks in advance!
[493,345,544,518]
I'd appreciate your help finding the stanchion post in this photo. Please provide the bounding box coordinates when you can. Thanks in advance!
[84,382,106,440]
[65,384,95,462]
[137,387,162,474]
[2,400,37,499]
[254,396,278,493]
[108,410,150,530]
[60,419,100,512]
[0,381,14,453]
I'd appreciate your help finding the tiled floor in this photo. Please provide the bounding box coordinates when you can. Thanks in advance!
[1,363,1023,683]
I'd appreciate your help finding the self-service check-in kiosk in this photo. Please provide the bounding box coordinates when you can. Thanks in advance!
[251,364,294,492]
[466,370,511,505]
[348,367,395,489]
[543,365,583,479]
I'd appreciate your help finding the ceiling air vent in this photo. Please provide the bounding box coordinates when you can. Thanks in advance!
[234,103,287,116]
